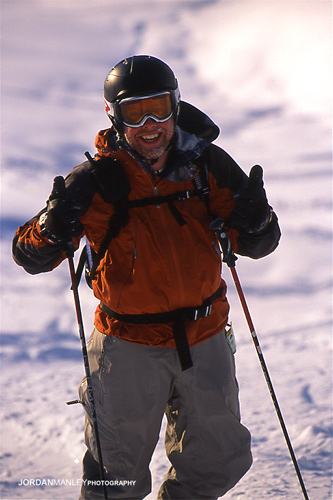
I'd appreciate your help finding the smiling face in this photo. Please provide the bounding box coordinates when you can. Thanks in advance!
[124,116,175,164]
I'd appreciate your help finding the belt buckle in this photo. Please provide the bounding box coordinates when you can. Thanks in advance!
[193,304,212,321]
[205,304,212,317]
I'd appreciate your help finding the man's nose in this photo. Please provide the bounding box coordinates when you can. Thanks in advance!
[142,117,158,128]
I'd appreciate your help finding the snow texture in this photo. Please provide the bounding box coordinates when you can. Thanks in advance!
[1,1,332,499]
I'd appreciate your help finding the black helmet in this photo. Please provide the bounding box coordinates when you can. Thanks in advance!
[104,55,180,132]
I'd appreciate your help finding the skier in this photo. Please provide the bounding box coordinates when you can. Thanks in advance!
[13,55,281,500]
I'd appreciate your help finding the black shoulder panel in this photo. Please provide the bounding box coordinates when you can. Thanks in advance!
[64,155,131,206]
[64,160,98,207]
[205,144,248,192]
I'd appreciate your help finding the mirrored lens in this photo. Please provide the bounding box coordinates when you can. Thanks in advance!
[120,93,172,127]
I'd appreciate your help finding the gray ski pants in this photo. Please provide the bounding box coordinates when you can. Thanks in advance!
[78,328,252,500]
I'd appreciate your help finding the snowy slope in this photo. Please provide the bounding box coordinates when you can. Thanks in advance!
[1,1,332,499]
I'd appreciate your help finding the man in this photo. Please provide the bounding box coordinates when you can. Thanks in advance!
[13,55,281,500]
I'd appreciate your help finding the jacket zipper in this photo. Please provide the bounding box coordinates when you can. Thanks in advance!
[153,182,185,308]
[154,186,160,208]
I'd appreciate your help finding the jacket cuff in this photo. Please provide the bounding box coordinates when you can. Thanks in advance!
[38,212,62,245]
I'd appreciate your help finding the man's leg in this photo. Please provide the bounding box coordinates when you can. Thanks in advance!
[78,450,145,500]
[158,330,252,499]
[158,467,217,500]
[78,329,177,500]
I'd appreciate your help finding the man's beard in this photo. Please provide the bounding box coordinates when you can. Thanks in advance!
[124,125,174,160]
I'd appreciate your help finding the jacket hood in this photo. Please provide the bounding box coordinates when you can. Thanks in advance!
[177,101,220,142]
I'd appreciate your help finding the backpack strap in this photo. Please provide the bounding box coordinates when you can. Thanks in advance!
[192,148,212,212]
[75,153,130,286]
[87,198,128,283]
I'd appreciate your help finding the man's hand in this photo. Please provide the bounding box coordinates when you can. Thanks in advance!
[39,176,84,243]
[228,165,272,233]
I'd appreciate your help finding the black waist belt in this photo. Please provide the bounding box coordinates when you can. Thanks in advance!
[100,287,223,371]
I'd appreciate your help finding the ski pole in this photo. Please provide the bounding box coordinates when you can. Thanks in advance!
[210,218,310,500]
[52,176,108,500]
[66,246,108,500]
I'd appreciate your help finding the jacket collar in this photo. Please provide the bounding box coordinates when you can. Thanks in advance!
[95,126,209,173]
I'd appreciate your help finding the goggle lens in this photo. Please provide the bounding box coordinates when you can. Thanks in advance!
[120,92,173,127]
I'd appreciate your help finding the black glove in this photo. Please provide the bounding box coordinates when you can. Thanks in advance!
[39,176,84,243]
[228,165,272,233]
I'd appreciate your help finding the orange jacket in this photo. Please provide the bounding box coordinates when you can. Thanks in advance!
[13,123,280,349]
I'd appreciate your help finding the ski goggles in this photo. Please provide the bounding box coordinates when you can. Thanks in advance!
[118,91,174,128]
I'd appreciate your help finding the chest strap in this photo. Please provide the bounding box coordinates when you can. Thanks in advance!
[100,287,223,371]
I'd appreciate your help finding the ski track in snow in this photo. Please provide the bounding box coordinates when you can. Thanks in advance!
[1,1,332,499]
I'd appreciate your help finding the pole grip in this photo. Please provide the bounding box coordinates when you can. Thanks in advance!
[209,218,237,267]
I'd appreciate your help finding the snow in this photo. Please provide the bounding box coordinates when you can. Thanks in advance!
[1,0,332,499]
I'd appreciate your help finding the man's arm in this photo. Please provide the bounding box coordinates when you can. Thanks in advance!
[12,160,96,275]
[207,144,281,259]
[12,211,68,275]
